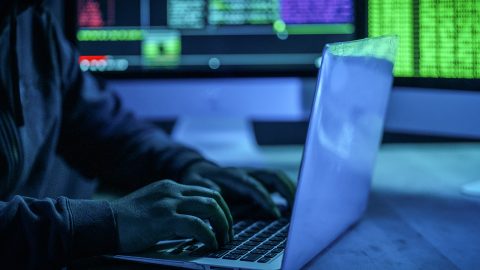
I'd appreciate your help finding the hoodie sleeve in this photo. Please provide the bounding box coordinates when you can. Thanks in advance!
[0,195,117,269]
[50,15,207,190]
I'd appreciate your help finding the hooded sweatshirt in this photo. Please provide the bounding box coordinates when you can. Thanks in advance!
[0,1,207,268]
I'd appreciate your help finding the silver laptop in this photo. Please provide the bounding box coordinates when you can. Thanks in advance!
[112,36,398,270]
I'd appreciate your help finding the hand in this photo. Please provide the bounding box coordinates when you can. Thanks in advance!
[111,180,233,253]
[182,162,296,219]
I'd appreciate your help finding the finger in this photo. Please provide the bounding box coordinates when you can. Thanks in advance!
[185,176,222,193]
[241,176,281,218]
[206,168,280,218]
[248,169,297,198]
[182,186,234,239]
[177,196,230,245]
[174,215,218,250]
[249,170,296,207]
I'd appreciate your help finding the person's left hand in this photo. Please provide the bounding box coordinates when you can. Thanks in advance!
[181,162,296,219]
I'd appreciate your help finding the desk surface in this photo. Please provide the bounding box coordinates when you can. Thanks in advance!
[82,143,480,270]
[305,143,480,270]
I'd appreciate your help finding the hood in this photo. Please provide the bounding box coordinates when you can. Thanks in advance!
[0,0,44,126]
[1,1,44,25]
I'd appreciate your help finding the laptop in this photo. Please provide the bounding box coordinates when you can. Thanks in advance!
[111,36,398,270]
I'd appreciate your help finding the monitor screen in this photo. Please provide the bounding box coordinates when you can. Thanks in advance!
[74,0,356,75]
[368,0,479,80]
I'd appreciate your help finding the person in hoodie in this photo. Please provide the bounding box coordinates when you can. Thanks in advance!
[0,1,296,268]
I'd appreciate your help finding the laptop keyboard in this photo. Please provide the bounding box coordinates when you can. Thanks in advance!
[180,219,289,264]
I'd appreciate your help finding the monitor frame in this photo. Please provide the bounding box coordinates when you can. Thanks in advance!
[358,0,480,92]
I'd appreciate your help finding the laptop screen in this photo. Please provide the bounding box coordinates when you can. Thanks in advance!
[283,37,397,270]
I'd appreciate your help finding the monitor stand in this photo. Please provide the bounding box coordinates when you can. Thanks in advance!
[461,181,480,197]
[172,117,265,166]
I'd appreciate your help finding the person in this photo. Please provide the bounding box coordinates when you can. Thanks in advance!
[0,1,296,269]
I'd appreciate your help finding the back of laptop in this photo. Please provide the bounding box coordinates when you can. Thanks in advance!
[282,37,398,270]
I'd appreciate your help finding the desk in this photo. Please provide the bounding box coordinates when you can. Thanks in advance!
[79,143,480,270]
[304,143,480,270]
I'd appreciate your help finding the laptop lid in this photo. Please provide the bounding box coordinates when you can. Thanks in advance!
[282,36,398,270]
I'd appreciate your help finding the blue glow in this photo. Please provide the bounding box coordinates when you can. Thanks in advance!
[282,37,397,270]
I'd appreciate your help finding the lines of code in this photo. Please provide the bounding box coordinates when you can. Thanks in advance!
[281,0,354,24]
[419,0,479,78]
[369,0,479,79]
[368,0,414,77]
[79,0,356,28]
[208,0,279,25]
[168,0,206,29]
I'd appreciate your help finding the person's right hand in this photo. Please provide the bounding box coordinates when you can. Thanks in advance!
[111,180,233,253]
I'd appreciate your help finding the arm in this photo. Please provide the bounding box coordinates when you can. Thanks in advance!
[0,196,116,268]
[0,186,230,267]
[53,26,205,190]
[58,73,205,189]
[49,10,293,221]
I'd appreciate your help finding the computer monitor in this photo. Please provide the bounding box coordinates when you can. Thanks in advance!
[365,0,480,197]
[70,0,358,165]
[364,0,480,140]
[367,0,479,84]
[74,0,356,75]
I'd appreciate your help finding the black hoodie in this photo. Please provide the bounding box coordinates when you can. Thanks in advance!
[0,1,206,268]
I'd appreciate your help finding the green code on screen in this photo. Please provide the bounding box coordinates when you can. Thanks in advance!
[368,0,479,79]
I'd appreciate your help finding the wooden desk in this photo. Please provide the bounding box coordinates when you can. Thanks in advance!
[81,143,480,270]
